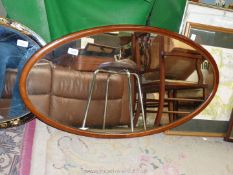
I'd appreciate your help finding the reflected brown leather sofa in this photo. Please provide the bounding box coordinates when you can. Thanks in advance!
[27,59,131,128]
[0,69,17,117]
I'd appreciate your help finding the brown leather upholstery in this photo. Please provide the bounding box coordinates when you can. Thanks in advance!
[27,62,52,116]
[2,68,17,98]
[27,59,131,128]
[0,69,17,117]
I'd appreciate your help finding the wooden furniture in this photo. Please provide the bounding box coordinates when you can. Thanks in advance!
[133,34,208,126]
[224,108,233,142]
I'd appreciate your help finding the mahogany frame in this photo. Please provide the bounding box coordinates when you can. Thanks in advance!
[19,25,219,138]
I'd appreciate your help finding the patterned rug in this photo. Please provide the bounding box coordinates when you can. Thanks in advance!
[0,124,25,175]
[20,120,233,175]
[19,120,36,175]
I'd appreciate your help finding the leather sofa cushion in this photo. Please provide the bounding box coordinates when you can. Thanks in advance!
[28,94,50,116]
[27,60,131,128]
[2,68,17,98]
[50,96,124,127]
[51,65,124,100]
[27,62,52,95]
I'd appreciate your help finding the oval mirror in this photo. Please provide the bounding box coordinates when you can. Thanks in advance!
[0,17,46,128]
[20,25,219,138]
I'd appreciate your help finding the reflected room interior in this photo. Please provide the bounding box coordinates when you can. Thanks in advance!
[0,20,43,126]
[25,31,214,134]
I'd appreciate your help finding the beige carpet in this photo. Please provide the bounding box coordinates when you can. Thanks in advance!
[23,120,233,175]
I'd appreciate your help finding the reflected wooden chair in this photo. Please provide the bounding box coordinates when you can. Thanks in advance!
[133,34,208,127]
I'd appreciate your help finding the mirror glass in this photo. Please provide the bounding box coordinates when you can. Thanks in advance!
[21,26,218,138]
[0,18,45,128]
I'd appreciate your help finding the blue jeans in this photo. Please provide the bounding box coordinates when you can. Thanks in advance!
[0,29,40,118]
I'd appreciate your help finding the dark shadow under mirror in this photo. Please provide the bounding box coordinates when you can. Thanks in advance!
[0,17,46,128]
[20,25,219,138]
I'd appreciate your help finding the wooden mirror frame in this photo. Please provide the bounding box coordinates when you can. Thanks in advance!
[19,25,219,138]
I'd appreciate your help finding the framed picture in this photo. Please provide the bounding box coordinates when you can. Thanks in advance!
[190,0,233,9]
[184,22,233,49]
[224,109,233,142]
[166,2,233,136]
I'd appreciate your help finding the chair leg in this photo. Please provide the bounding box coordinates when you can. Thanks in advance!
[173,90,178,120]
[133,96,141,127]
[154,88,165,127]
[132,73,147,130]
[80,70,99,130]
[202,87,206,100]
[126,71,134,132]
[143,92,147,121]
[168,90,174,123]
[133,92,146,128]
[103,74,111,129]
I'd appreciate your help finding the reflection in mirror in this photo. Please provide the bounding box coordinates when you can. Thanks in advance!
[0,18,45,127]
[23,27,217,137]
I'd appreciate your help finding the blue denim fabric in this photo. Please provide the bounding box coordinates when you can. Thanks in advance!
[0,26,40,118]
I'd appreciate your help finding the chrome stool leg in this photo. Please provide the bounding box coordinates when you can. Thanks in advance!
[80,69,99,130]
[81,68,146,132]
[132,73,147,130]
[103,74,111,129]
[126,71,134,132]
